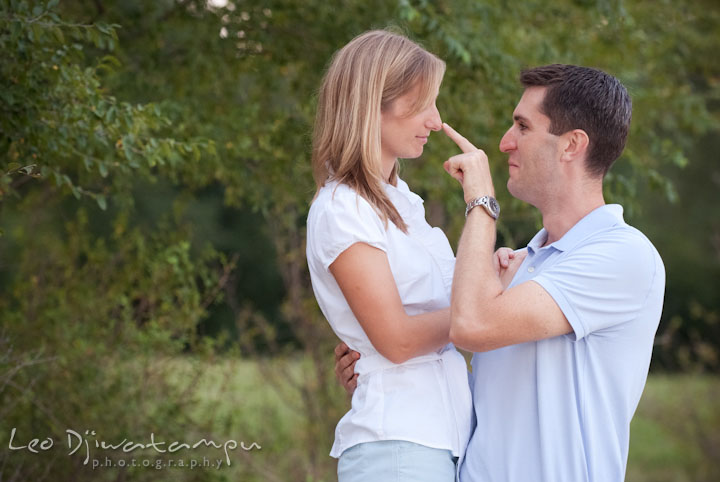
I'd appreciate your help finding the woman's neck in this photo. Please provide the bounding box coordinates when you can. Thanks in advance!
[382,157,397,184]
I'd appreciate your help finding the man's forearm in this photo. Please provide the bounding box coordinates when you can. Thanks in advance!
[449,208,504,350]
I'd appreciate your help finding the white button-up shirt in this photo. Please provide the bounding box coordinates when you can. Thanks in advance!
[306,178,472,459]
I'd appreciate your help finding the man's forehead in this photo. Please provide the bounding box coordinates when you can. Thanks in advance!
[513,87,548,122]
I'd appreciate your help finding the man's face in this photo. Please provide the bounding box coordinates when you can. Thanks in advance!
[499,87,564,206]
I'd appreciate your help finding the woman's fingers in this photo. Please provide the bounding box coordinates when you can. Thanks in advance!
[495,247,516,269]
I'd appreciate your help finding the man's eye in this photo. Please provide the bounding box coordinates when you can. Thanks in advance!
[518,123,528,131]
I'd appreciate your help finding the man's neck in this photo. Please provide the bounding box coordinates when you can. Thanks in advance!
[539,187,605,246]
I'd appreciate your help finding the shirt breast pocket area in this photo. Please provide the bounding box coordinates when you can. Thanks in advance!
[386,233,446,310]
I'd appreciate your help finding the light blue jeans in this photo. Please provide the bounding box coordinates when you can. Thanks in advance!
[337,440,457,482]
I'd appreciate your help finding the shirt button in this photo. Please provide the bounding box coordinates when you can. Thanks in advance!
[528,266,535,273]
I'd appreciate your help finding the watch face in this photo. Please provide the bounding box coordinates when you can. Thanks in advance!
[489,197,500,216]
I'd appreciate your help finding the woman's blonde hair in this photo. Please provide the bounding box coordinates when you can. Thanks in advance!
[312,29,445,233]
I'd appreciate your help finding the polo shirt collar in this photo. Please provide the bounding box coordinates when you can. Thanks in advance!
[527,204,625,254]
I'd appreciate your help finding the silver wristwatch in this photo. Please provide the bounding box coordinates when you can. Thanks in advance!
[465,195,500,219]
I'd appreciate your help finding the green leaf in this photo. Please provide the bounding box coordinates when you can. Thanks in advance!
[123,140,134,163]
[52,27,64,44]
[100,55,122,68]
[96,194,107,210]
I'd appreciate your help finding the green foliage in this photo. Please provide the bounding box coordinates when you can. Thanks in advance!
[629,375,720,482]
[0,3,233,479]
[640,131,720,372]
[0,0,218,210]
[0,206,229,480]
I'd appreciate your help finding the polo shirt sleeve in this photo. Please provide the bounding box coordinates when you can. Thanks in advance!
[312,190,388,271]
[532,231,661,341]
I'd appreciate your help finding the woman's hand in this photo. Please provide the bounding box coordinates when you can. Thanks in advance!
[494,247,528,290]
[493,247,515,276]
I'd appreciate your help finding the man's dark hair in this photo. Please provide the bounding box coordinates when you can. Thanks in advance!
[520,64,631,177]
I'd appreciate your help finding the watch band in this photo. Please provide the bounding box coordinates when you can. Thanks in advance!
[465,195,500,219]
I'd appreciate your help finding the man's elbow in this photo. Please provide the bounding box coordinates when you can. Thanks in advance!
[449,306,470,343]
[448,313,470,347]
[449,310,494,352]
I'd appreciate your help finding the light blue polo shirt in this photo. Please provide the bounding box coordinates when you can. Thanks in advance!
[459,204,665,482]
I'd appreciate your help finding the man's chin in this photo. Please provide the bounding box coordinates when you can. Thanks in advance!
[507,179,519,198]
[507,181,532,205]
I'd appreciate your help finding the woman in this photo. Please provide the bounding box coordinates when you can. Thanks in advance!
[305,30,472,481]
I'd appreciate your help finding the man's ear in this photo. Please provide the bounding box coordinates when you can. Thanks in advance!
[560,129,589,164]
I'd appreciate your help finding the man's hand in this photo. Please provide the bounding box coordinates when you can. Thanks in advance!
[442,123,495,202]
[334,342,360,396]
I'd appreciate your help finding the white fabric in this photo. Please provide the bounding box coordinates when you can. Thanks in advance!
[306,178,472,459]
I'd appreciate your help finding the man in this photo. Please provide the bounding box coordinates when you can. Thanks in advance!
[336,64,665,481]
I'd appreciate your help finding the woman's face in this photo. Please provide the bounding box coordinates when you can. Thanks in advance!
[380,83,442,170]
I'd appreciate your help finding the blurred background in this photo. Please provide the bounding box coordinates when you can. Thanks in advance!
[1,0,718,480]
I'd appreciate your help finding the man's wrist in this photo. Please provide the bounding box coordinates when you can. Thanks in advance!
[463,187,495,204]
[465,195,500,220]
[464,192,482,204]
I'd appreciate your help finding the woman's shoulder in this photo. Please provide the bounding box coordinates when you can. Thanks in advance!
[317,180,357,199]
[307,181,388,262]
[311,181,374,216]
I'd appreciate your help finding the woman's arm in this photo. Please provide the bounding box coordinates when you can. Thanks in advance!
[332,246,527,393]
[330,242,450,364]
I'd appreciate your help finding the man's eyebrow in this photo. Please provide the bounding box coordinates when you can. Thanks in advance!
[513,114,530,124]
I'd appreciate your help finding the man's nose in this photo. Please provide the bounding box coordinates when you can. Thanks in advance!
[499,128,515,152]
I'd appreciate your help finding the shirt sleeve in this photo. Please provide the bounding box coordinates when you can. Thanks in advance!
[532,231,662,341]
[311,190,388,271]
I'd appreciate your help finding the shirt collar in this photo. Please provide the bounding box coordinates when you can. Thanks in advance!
[527,204,625,254]
[383,177,424,210]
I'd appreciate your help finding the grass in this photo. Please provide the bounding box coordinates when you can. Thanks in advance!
[13,355,711,481]
[627,374,720,482]
[166,359,720,481]
[155,355,341,482]
[174,359,720,481]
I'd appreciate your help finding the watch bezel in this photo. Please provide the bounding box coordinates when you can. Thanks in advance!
[487,196,500,218]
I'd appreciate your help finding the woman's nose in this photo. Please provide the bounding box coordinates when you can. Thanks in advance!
[426,104,442,131]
